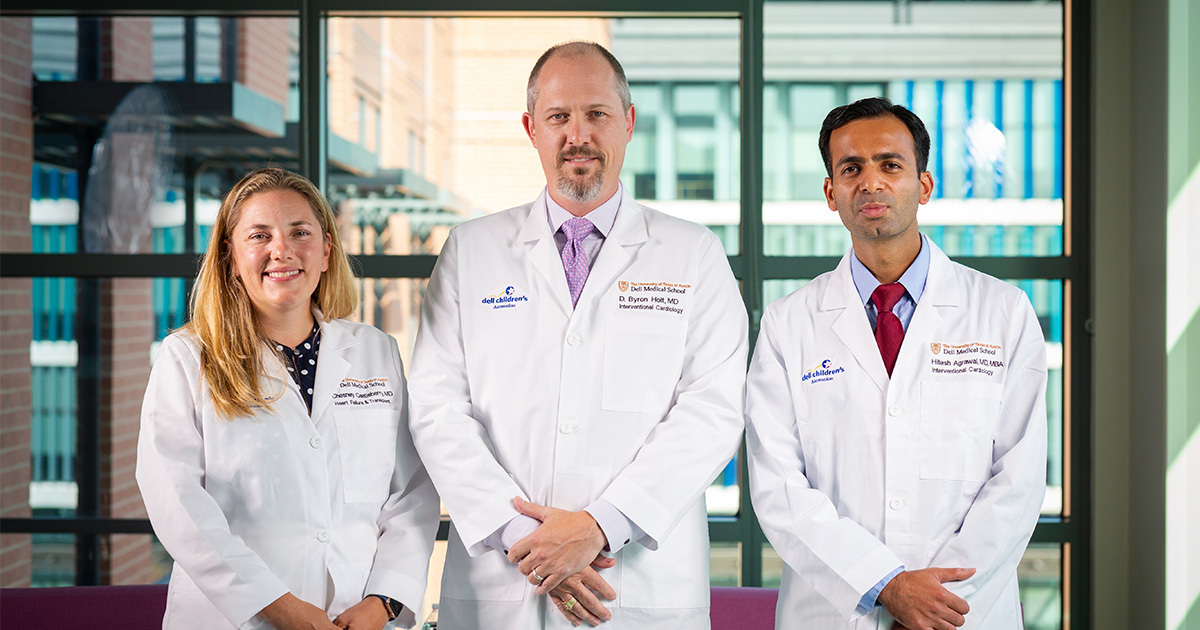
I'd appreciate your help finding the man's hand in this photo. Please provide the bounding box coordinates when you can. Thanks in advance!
[258,593,340,630]
[331,597,391,630]
[549,558,618,627]
[877,567,975,630]
[508,497,608,595]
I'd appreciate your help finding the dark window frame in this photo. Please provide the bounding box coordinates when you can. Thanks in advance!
[0,1,1090,626]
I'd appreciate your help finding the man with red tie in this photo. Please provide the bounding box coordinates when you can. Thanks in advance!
[745,97,1047,630]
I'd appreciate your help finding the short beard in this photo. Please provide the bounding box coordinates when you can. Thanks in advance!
[555,148,605,204]
[557,168,605,204]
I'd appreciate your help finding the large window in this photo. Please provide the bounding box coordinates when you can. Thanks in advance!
[0,2,1088,627]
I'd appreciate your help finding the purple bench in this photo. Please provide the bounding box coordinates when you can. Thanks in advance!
[1,584,169,628]
[1,584,779,629]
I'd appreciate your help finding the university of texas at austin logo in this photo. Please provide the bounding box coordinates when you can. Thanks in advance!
[618,281,629,292]
[930,343,942,355]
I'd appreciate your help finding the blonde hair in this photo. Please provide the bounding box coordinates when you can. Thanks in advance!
[186,167,358,420]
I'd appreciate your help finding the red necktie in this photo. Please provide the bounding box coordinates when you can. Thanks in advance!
[871,283,906,377]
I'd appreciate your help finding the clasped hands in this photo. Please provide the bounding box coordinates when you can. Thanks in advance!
[259,592,391,630]
[880,566,976,630]
[507,496,617,627]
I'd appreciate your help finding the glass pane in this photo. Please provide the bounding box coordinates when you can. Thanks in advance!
[706,452,739,517]
[26,16,300,256]
[347,277,428,371]
[324,16,742,256]
[710,541,741,587]
[31,534,74,587]
[1018,543,1063,629]
[763,278,810,307]
[761,542,783,588]
[1005,279,1064,515]
[102,534,170,584]
[18,276,172,586]
[28,534,175,587]
[762,1,1064,256]
[762,278,1065,516]
[763,542,1063,627]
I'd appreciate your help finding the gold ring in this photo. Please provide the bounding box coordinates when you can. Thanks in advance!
[561,597,578,611]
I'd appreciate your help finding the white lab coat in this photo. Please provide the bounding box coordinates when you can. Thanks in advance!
[745,242,1046,629]
[408,188,747,630]
[137,314,439,630]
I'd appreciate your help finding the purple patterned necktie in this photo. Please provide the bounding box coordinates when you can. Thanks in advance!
[561,216,595,308]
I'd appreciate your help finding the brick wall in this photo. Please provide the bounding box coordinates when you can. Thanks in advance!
[237,18,291,105]
[101,18,153,82]
[97,277,153,584]
[450,19,612,213]
[95,18,156,584]
[0,16,34,589]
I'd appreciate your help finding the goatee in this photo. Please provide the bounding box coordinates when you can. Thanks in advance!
[556,148,605,204]
[557,169,604,204]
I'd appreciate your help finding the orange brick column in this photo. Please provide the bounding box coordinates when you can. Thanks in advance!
[93,17,155,585]
[96,277,153,584]
[0,16,34,589]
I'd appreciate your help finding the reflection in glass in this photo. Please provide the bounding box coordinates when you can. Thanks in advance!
[1018,543,1063,629]
[31,534,73,587]
[761,543,783,589]
[762,1,1064,256]
[1008,279,1065,516]
[763,542,1063,628]
[710,541,741,587]
[31,16,301,260]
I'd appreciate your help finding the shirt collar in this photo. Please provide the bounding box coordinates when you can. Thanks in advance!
[849,233,931,306]
[545,183,622,238]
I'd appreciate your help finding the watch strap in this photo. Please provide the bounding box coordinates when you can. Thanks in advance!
[368,594,401,621]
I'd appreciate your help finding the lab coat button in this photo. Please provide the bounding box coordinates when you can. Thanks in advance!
[888,405,903,417]
[566,334,582,346]
[316,529,331,542]
[309,436,323,449]
[559,424,577,434]
[889,498,905,510]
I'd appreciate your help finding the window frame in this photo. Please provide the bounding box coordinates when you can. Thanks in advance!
[0,1,1090,626]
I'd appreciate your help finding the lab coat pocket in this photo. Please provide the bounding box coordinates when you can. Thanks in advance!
[601,319,685,416]
[334,409,399,503]
[919,381,1003,483]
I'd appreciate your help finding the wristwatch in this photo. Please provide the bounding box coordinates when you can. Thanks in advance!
[369,594,403,621]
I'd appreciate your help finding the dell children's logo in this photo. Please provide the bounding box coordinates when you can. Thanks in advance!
[801,359,846,384]
[481,286,529,310]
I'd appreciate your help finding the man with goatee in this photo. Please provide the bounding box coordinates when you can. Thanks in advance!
[408,41,747,629]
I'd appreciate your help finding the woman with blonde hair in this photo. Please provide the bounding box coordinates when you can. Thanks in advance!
[137,167,437,630]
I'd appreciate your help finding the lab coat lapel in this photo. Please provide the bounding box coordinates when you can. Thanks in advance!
[310,314,355,424]
[576,188,647,310]
[515,191,572,315]
[897,241,959,373]
[825,253,889,394]
[260,347,293,406]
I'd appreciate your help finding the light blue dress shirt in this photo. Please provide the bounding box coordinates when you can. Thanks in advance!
[847,234,930,614]
[849,233,930,332]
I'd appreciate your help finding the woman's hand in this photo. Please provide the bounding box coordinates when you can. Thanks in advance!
[258,593,341,630]
[331,597,391,630]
